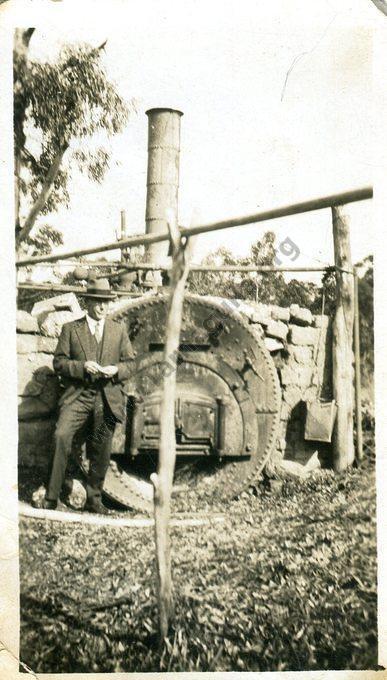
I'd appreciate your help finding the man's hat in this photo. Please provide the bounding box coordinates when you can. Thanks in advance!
[83,277,117,300]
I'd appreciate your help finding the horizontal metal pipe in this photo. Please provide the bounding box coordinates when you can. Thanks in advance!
[18,261,353,294]
[28,261,331,274]
[77,261,355,274]
[29,260,132,269]
[17,283,141,297]
[103,263,330,273]
[16,186,373,267]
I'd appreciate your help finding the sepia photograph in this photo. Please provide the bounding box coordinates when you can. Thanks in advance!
[0,0,386,675]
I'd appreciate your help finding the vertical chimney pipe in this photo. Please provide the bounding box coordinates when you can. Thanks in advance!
[145,108,183,266]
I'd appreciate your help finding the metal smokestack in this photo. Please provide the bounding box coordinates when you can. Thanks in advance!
[145,108,183,266]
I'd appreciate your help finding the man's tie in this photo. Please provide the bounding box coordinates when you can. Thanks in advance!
[94,321,103,344]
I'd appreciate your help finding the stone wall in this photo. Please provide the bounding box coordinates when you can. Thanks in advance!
[17,294,333,475]
[232,300,333,473]
[17,294,83,469]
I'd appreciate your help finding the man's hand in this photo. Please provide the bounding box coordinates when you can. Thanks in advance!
[99,365,118,378]
[84,361,102,375]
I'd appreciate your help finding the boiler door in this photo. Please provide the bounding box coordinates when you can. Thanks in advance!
[122,360,247,457]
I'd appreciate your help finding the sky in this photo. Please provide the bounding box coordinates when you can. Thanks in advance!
[22,0,377,280]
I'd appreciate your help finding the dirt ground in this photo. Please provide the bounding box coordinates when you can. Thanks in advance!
[19,453,378,673]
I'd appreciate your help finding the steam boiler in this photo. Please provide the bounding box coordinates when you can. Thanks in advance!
[95,293,281,512]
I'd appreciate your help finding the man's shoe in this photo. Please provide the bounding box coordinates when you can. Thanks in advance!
[31,496,57,510]
[84,499,109,515]
[42,498,58,510]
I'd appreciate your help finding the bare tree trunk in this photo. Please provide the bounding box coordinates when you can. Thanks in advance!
[14,28,35,234]
[14,155,21,233]
[150,209,190,642]
[16,144,68,251]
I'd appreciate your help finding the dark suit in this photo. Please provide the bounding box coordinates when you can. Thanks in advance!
[46,316,134,502]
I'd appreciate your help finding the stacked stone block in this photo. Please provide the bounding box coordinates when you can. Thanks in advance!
[17,294,83,469]
[233,300,333,471]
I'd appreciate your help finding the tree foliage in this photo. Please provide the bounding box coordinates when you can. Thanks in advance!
[23,224,64,256]
[187,233,373,383]
[188,232,285,303]
[356,255,374,388]
[14,29,131,254]
[187,231,335,311]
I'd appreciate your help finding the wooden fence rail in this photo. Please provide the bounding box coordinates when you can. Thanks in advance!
[16,186,372,267]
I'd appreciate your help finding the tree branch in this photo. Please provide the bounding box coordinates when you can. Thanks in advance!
[16,144,68,248]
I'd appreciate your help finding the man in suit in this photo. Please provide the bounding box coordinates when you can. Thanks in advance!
[41,278,134,514]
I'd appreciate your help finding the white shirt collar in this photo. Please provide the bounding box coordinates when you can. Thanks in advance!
[86,314,105,335]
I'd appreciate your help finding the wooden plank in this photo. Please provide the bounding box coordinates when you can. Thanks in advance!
[16,186,373,267]
[331,206,355,471]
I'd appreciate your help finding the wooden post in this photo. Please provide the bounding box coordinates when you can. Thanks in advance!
[150,209,190,642]
[331,206,355,471]
[353,271,363,462]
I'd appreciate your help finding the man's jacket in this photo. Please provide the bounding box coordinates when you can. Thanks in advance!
[53,316,135,422]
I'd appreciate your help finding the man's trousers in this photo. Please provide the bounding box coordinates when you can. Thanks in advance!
[47,387,116,502]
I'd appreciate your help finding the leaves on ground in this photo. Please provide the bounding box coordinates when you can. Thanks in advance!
[19,455,377,673]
